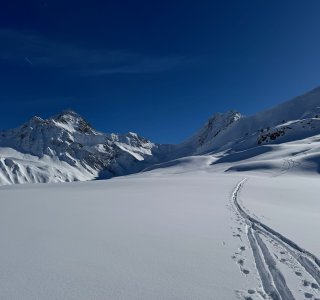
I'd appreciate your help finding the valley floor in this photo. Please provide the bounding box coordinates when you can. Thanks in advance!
[0,164,319,299]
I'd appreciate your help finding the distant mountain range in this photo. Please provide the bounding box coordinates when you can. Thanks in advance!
[1,86,320,185]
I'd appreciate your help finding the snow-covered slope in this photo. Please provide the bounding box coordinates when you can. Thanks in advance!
[179,86,320,155]
[1,86,320,185]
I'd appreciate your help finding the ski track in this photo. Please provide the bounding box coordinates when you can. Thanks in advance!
[231,179,320,300]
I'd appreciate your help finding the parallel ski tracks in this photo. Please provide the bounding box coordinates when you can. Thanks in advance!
[231,179,320,299]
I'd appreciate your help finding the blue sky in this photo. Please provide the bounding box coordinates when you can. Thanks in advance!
[1,1,320,143]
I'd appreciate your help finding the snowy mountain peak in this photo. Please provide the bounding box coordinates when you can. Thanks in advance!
[128,132,139,138]
[170,110,243,157]
[29,116,44,123]
[197,110,242,145]
[24,116,46,127]
[51,110,95,134]
[0,109,162,184]
[53,109,83,120]
[205,110,242,129]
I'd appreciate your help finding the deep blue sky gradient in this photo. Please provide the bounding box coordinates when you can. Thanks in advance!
[1,0,320,143]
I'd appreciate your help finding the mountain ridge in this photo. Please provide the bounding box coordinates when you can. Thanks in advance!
[1,87,320,185]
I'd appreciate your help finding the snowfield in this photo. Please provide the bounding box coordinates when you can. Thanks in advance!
[0,171,254,299]
[0,160,319,299]
[1,87,320,298]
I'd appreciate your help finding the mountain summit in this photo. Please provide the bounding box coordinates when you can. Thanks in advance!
[52,109,96,134]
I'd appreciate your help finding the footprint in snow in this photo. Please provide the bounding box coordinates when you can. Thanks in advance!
[233,233,241,239]
[311,283,319,289]
[303,280,310,287]
[241,269,250,275]
[304,292,313,299]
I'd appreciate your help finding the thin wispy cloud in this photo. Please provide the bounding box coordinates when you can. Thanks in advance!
[25,57,33,65]
[0,29,190,76]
